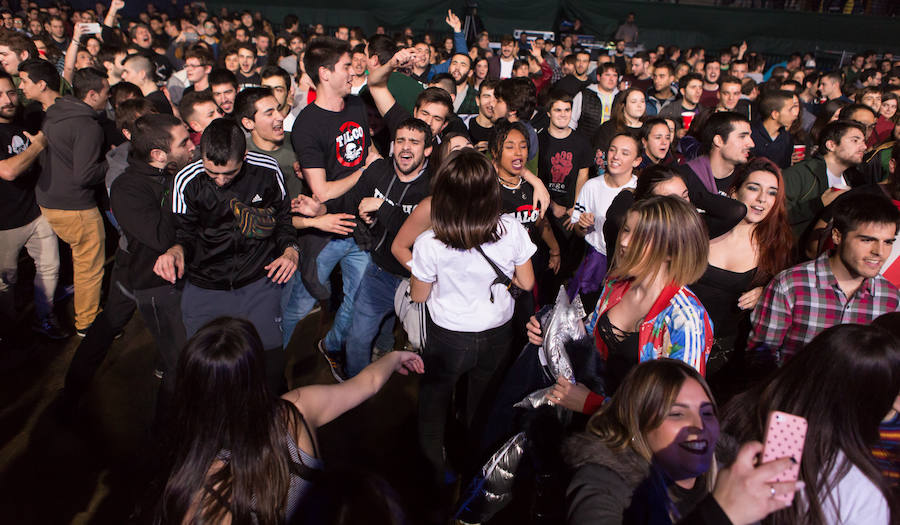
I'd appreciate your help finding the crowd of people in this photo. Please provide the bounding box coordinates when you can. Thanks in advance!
[1,1,899,524]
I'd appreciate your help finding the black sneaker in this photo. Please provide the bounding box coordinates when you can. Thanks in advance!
[33,315,73,340]
[317,338,345,383]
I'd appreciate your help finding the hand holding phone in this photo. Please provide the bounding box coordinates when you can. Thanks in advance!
[81,23,102,35]
[761,410,807,504]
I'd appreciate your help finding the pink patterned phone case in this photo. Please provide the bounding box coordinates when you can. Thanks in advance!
[761,411,807,503]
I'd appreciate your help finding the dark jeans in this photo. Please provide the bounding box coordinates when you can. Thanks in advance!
[62,264,136,409]
[344,262,403,377]
[182,277,285,393]
[418,312,513,486]
[133,284,186,398]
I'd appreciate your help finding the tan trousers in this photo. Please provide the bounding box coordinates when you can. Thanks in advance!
[40,207,105,330]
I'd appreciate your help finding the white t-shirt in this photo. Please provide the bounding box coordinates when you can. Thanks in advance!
[570,175,637,254]
[499,58,515,79]
[810,451,890,525]
[411,215,536,332]
[825,166,849,189]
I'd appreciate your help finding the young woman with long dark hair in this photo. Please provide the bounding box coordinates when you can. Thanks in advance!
[691,158,793,382]
[723,324,900,525]
[155,317,423,525]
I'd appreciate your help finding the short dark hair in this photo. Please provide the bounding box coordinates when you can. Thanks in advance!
[759,90,794,121]
[201,118,246,165]
[131,113,182,161]
[821,70,843,84]
[495,77,537,120]
[72,67,107,101]
[0,70,11,85]
[859,68,880,84]
[478,78,499,95]
[234,86,274,130]
[394,117,432,146]
[0,30,37,61]
[719,74,741,88]
[17,58,60,92]
[640,117,670,142]
[653,61,675,76]
[414,86,453,114]
[235,41,255,55]
[109,81,142,107]
[546,89,573,109]
[700,111,750,154]
[819,120,866,153]
[304,36,350,86]
[499,34,514,46]
[208,68,238,89]
[838,103,877,123]
[597,62,618,78]
[679,72,703,89]
[366,34,396,67]
[282,14,298,29]
[115,97,155,135]
[179,90,216,123]
[832,192,900,236]
[259,65,290,87]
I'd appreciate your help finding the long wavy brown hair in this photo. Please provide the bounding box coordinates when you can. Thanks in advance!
[727,157,794,284]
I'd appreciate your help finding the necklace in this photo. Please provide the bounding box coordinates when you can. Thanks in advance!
[498,174,523,189]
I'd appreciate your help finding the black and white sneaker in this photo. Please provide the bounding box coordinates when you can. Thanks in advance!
[33,314,73,340]
[317,338,345,383]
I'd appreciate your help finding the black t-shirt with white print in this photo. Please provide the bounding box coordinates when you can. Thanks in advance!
[292,96,371,222]
[499,177,538,238]
[0,122,39,230]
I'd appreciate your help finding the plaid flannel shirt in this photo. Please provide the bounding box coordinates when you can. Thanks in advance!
[749,253,900,363]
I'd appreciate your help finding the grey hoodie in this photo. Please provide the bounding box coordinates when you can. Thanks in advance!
[36,95,107,210]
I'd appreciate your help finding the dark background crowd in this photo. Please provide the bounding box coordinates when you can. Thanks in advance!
[0,0,899,524]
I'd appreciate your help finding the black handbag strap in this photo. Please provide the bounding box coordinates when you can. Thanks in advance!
[475,245,512,303]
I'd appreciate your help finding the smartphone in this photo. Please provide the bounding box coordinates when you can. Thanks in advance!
[81,23,102,35]
[761,411,807,503]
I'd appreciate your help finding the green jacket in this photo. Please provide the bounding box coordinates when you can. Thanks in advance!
[783,155,870,238]
[783,155,828,238]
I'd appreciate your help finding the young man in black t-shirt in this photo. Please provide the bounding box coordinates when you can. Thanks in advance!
[538,90,592,282]
[0,71,67,339]
[465,78,498,152]
[303,118,434,378]
[538,91,593,219]
[287,37,377,378]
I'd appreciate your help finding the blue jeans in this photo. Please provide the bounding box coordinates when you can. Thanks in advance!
[345,262,403,377]
[281,237,371,350]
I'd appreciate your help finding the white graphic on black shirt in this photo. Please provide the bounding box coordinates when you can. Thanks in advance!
[335,121,366,168]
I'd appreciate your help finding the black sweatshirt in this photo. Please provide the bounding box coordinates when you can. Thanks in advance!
[37,96,107,210]
[332,157,431,277]
[109,156,179,290]
[171,151,297,290]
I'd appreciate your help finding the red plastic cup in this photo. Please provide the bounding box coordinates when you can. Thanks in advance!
[793,144,806,162]
[681,111,695,130]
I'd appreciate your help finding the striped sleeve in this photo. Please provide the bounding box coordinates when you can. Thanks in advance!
[172,159,204,214]
[245,151,286,199]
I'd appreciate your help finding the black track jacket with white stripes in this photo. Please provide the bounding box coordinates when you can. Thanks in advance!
[171,151,297,290]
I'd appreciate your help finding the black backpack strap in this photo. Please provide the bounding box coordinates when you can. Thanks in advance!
[474,245,512,303]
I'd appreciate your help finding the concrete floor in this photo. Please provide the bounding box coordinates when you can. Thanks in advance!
[0,303,438,524]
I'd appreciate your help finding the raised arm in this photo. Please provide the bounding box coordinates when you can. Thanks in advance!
[283,351,424,429]
[104,0,124,28]
[63,24,87,84]
[368,47,419,117]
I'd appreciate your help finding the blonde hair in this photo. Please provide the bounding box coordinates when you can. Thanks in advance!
[609,195,708,286]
